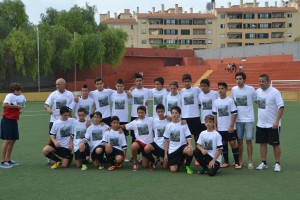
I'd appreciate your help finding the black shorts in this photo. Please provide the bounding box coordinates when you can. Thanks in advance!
[168,144,187,166]
[150,142,165,158]
[120,122,129,136]
[49,142,72,159]
[74,143,90,160]
[182,117,201,135]
[49,122,54,135]
[256,126,280,145]
[1,117,19,140]
[102,117,111,126]
[91,145,105,161]
[219,130,238,142]
[112,147,124,157]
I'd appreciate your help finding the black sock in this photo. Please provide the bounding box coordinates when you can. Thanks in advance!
[45,152,61,162]
[232,147,239,164]
[222,144,229,163]
[262,161,267,165]
[80,151,88,164]
[144,152,155,163]
[275,162,280,165]
[185,155,193,166]
[106,153,115,166]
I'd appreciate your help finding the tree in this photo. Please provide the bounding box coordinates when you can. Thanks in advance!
[0,0,28,29]
[294,36,300,42]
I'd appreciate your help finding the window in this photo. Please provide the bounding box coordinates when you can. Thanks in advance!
[207,29,212,34]
[257,33,268,39]
[220,44,225,48]
[245,43,254,46]
[141,40,147,44]
[258,13,270,19]
[164,39,176,44]
[245,33,256,39]
[244,13,255,19]
[288,23,292,28]
[180,20,191,25]
[165,19,176,25]
[180,39,191,45]
[181,29,190,35]
[220,24,225,28]
[207,39,212,44]
[258,23,270,29]
[286,33,292,37]
[287,13,292,18]
[141,19,146,24]
[220,14,225,19]
[141,29,147,34]
[131,25,134,30]
[207,20,212,24]
[113,25,120,29]
[164,29,178,35]
[220,34,225,38]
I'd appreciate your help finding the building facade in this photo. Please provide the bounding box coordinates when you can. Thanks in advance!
[100,0,300,50]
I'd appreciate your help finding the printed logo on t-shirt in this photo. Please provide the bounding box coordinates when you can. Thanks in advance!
[56,99,67,109]
[98,96,109,107]
[218,106,229,117]
[109,137,119,146]
[134,94,144,105]
[236,95,248,106]
[92,130,103,141]
[60,126,71,137]
[157,126,166,137]
[257,98,266,109]
[203,140,213,150]
[170,130,180,142]
[137,123,149,135]
[154,94,163,105]
[168,101,178,111]
[115,99,125,110]
[202,99,212,110]
[184,93,194,105]
[76,128,86,139]
[17,100,25,106]
[79,105,90,114]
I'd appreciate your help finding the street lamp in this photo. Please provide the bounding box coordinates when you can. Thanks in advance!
[36,27,40,92]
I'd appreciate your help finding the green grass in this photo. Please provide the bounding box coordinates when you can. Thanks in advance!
[0,102,300,199]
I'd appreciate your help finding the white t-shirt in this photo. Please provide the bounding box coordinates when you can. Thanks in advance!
[84,123,109,152]
[166,93,182,116]
[89,89,114,118]
[197,130,223,163]
[163,122,191,154]
[231,85,256,122]
[153,118,169,149]
[72,120,87,152]
[50,118,75,148]
[131,88,151,117]
[180,87,201,118]
[45,90,74,122]
[212,97,238,131]
[103,130,127,151]
[69,97,94,120]
[151,88,169,118]
[125,117,154,145]
[256,86,284,128]
[198,90,219,124]
[111,91,131,122]
[4,93,26,106]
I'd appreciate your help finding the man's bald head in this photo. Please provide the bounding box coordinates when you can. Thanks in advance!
[56,78,66,93]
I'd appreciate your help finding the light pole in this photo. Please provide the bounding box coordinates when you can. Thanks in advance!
[37,27,40,92]
[74,32,77,91]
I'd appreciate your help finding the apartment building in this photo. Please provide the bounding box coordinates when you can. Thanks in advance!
[100,0,300,50]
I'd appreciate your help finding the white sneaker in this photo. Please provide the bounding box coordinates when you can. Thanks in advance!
[248,163,254,170]
[274,163,281,172]
[256,162,268,170]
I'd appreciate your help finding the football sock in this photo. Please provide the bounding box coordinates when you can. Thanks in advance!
[45,152,61,162]
[222,144,229,163]
[232,147,239,164]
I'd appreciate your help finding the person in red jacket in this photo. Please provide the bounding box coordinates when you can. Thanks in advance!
[0,83,25,169]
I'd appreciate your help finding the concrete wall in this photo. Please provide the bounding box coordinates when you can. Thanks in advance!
[195,42,300,60]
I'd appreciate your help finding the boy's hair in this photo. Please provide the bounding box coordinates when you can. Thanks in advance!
[156,104,165,112]
[10,83,21,92]
[169,80,179,88]
[116,79,124,84]
[137,105,147,113]
[95,77,103,83]
[91,111,102,119]
[204,114,214,122]
[171,106,181,115]
[218,82,228,89]
[82,84,88,89]
[60,106,71,115]
[134,73,143,80]
[182,74,192,81]
[111,116,120,122]
[200,78,210,87]
[78,107,87,114]
[154,77,164,85]
[259,73,270,81]
[235,72,246,80]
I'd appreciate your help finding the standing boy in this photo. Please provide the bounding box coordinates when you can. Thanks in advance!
[212,82,241,169]
[0,83,25,168]
[231,72,256,169]
[255,74,284,172]
[151,77,169,118]
[166,81,182,117]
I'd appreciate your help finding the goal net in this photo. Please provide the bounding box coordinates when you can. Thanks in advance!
[271,80,300,101]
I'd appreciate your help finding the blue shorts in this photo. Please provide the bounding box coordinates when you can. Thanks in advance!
[1,117,19,140]
[236,122,254,140]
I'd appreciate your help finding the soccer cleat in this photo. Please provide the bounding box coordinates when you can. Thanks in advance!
[98,165,104,170]
[0,162,13,169]
[46,158,52,166]
[248,163,254,170]
[235,164,242,169]
[116,163,122,168]
[221,163,230,168]
[256,162,268,170]
[50,161,61,169]
[149,163,156,171]
[81,164,88,171]
[274,163,281,172]
[8,160,19,166]
[133,162,139,171]
[108,165,117,171]
[185,165,193,174]
[124,156,130,162]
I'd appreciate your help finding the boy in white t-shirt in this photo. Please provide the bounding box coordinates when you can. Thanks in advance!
[164,106,194,174]
[212,82,241,169]
[102,116,127,171]
[151,77,169,118]
[194,115,223,176]
[42,106,74,169]
[166,81,182,116]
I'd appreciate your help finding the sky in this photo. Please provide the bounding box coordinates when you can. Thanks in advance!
[22,0,279,24]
